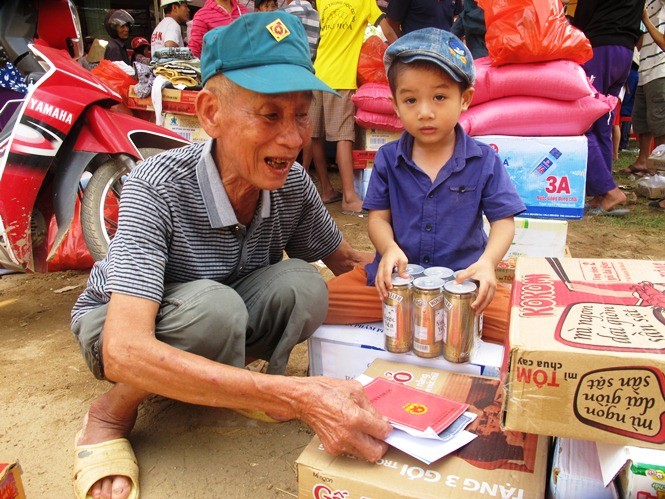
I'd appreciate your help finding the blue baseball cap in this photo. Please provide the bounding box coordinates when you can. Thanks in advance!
[384,28,475,86]
[200,12,336,95]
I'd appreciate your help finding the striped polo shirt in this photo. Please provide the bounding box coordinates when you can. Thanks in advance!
[71,140,342,326]
[639,0,665,86]
[282,0,320,60]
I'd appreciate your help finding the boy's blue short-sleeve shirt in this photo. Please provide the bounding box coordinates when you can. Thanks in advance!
[362,125,525,285]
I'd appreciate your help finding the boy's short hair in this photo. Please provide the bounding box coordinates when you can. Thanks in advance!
[384,28,475,92]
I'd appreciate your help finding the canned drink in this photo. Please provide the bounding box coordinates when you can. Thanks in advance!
[452,271,484,339]
[423,266,454,282]
[383,274,413,353]
[411,276,445,358]
[405,263,425,280]
[443,280,478,363]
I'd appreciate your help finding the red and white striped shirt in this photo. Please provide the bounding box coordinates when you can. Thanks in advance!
[188,0,248,58]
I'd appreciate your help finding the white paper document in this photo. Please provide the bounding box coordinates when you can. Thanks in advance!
[357,374,478,464]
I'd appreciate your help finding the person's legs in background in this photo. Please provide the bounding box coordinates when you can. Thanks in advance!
[309,91,341,203]
[629,78,665,173]
[322,90,364,214]
[582,45,632,213]
[612,123,621,161]
[336,139,363,213]
[612,101,622,161]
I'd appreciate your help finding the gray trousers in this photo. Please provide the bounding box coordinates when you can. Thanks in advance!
[72,259,328,380]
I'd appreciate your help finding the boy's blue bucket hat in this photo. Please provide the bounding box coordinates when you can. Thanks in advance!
[201,12,336,94]
[384,28,475,86]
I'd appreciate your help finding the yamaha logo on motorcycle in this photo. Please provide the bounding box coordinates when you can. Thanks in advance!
[28,98,74,125]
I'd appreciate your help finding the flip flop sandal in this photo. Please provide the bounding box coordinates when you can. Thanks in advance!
[647,199,665,211]
[587,206,630,217]
[323,192,343,204]
[73,433,139,499]
[622,165,651,176]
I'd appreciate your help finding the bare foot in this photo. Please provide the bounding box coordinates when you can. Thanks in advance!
[599,188,627,212]
[587,195,602,209]
[76,387,143,499]
[341,196,364,214]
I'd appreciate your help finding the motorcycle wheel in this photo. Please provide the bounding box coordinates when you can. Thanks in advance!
[80,148,164,261]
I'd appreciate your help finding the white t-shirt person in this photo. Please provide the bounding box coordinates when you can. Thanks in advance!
[151,16,184,52]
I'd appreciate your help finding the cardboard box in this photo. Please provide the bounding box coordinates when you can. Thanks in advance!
[475,136,588,220]
[355,128,402,151]
[495,245,572,286]
[597,443,665,499]
[0,461,26,499]
[635,175,665,200]
[646,144,665,171]
[308,322,504,380]
[503,257,665,450]
[297,359,550,499]
[352,150,376,169]
[484,217,569,284]
[162,113,209,143]
[549,438,619,499]
[127,86,198,116]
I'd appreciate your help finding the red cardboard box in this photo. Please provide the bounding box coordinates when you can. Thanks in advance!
[127,86,198,116]
[0,461,25,499]
[352,150,376,169]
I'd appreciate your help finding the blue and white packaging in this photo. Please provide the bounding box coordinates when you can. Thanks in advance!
[308,322,504,380]
[475,135,588,220]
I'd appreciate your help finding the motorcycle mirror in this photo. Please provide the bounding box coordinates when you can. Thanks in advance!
[67,37,83,59]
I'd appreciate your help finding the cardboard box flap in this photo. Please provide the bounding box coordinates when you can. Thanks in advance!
[596,443,665,487]
[550,438,618,499]
[510,257,665,354]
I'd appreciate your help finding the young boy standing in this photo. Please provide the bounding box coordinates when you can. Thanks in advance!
[326,29,525,343]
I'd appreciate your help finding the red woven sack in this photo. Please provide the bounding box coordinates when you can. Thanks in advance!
[477,0,592,67]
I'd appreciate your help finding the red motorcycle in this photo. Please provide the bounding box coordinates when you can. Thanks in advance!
[0,0,189,272]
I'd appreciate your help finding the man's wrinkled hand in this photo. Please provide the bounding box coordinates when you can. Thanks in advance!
[297,378,392,462]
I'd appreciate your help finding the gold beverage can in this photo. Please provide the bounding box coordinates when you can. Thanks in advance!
[452,271,483,339]
[383,274,413,353]
[411,276,445,358]
[404,263,425,280]
[443,280,478,363]
[423,266,454,282]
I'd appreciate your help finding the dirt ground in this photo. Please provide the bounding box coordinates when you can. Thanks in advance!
[1,171,664,498]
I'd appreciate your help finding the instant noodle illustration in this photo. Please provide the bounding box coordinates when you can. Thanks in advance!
[545,258,665,352]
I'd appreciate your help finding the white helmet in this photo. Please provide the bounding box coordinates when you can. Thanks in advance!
[161,0,191,7]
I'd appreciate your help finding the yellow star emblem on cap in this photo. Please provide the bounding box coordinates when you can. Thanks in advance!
[266,19,290,42]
